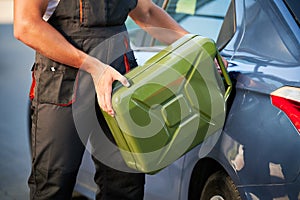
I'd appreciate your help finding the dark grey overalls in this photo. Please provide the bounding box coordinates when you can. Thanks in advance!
[28,0,145,199]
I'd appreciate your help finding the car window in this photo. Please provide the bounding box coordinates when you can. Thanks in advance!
[284,0,300,25]
[166,0,230,40]
[126,0,231,48]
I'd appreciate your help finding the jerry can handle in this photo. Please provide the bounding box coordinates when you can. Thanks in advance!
[216,51,232,102]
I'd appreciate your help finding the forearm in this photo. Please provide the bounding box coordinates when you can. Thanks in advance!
[14,20,87,68]
[13,0,95,71]
[130,0,189,45]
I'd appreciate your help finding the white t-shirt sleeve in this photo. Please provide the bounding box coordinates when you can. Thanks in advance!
[43,0,60,21]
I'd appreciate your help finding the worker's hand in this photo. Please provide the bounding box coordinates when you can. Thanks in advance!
[80,55,130,117]
[214,56,228,74]
[92,65,130,117]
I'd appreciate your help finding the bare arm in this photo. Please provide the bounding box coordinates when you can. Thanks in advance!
[129,0,189,45]
[13,0,87,68]
[14,0,129,116]
[130,0,228,69]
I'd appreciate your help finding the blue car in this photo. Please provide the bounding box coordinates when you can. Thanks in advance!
[75,0,300,199]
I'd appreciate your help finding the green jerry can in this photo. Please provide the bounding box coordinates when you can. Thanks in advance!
[102,34,232,174]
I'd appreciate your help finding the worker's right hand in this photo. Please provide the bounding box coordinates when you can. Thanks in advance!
[80,55,130,117]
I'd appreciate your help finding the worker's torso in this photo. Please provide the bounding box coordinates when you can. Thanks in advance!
[33,0,138,106]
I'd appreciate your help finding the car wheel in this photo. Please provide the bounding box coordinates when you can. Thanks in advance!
[200,170,241,200]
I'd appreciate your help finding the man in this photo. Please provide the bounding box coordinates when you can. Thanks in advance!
[14,0,188,199]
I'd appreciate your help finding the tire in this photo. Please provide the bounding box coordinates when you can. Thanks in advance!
[200,170,241,200]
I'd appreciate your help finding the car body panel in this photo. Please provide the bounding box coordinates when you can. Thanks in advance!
[144,0,300,199]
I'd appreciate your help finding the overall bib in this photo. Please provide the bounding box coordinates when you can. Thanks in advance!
[28,0,145,199]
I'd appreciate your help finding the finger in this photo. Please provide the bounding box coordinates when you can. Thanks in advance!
[105,67,129,88]
[96,85,108,113]
[222,57,228,68]
[116,74,130,87]
[214,58,219,67]
[104,87,114,117]
[97,92,106,112]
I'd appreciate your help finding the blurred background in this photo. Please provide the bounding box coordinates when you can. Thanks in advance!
[0,0,34,199]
